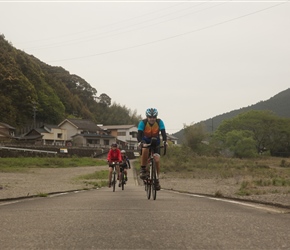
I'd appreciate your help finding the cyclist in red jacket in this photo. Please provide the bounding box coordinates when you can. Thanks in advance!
[107,143,122,188]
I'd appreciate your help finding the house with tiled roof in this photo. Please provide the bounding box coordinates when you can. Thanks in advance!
[14,119,141,149]
[58,119,115,147]
[58,118,103,140]
[0,122,15,141]
[166,134,178,145]
[18,124,67,145]
[100,124,138,150]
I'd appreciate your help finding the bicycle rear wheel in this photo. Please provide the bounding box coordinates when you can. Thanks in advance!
[152,159,157,200]
[121,172,125,190]
[112,170,116,192]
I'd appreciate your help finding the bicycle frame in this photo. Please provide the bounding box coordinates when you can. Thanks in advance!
[141,137,166,200]
[111,162,119,192]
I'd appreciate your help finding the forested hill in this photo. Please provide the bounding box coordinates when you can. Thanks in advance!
[0,35,141,130]
[173,88,290,143]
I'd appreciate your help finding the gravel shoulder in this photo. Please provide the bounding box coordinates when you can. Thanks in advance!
[1,166,290,209]
[160,176,290,208]
[0,166,106,200]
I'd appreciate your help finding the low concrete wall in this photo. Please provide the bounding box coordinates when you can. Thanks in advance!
[0,145,137,159]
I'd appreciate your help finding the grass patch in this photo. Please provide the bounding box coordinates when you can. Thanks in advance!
[83,180,108,188]
[37,192,48,197]
[161,148,290,180]
[214,190,224,197]
[76,170,109,188]
[0,157,107,172]
[78,170,108,180]
[254,178,290,187]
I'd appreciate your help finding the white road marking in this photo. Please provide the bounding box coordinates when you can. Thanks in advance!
[169,190,289,214]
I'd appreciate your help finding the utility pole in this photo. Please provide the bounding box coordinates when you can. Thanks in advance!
[33,104,37,128]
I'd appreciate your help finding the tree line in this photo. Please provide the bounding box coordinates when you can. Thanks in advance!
[0,34,141,132]
[183,110,290,158]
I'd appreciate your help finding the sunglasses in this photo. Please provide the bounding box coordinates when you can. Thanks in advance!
[148,116,157,118]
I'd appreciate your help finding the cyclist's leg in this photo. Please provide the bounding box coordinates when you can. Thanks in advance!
[141,148,149,166]
[121,164,128,181]
[118,167,122,181]
[153,147,161,175]
[124,167,128,181]
[140,148,149,179]
[153,147,161,190]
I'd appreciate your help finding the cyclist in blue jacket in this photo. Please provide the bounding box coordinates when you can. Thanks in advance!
[137,108,167,190]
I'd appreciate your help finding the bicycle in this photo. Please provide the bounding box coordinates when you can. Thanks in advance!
[110,161,119,192]
[118,165,127,190]
[141,137,166,200]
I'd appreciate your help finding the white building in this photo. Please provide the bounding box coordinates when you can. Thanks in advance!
[100,125,138,150]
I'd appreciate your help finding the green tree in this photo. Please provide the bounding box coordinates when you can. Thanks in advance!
[213,110,290,156]
[225,130,257,158]
[0,34,142,131]
[98,93,111,106]
[183,122,208,154]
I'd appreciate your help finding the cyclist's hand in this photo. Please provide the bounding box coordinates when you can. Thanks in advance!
[138,141,143,149]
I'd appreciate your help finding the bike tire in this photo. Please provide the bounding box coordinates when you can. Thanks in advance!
[146,162,152,200]
[112,171,116,192]
[121,172,125,190]
[146,179,151,199]
[152,159,157,200]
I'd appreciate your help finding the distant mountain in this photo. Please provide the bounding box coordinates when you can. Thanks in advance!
[173,88,290,143]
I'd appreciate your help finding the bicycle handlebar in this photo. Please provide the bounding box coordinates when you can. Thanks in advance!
[110,161,121,166]
[140,141,167,156]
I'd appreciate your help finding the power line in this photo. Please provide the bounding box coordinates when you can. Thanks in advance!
[22,2,209,50]
[18,2,185,47]
[48,1,288,63]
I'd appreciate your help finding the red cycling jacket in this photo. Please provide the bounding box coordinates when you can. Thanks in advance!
[107,148,122,162]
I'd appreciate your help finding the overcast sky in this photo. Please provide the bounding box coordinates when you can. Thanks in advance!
[1,1,289,134]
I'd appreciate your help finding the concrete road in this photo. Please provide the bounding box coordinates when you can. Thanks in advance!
[1,171,290,249]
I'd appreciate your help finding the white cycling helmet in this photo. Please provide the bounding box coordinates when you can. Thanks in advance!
[146,108,158,117]
[121,150,126,154]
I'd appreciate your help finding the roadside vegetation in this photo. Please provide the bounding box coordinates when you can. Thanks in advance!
[0,157,106,172]
[133,149,290,197]
[75,170,108,189]
[160,109,290,197]
[0,157,109,189]
[159,145,290,197]
[2,110,290,196]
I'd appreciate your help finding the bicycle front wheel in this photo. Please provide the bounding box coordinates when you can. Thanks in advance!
[146,161,153,200]
[146,179,151,199]
[112,171,116,192]
[152,159,157,200]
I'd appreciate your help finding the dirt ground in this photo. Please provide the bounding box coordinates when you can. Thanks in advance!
[160,175,290,208]
[0,166,290,209]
